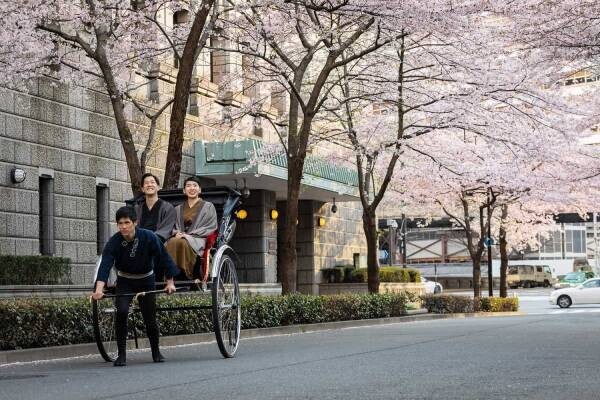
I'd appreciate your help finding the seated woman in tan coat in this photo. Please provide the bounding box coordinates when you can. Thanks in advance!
[165,176,218,279]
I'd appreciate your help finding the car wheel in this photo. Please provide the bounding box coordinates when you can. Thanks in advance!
[557,295,572,309]
[543,280,550,288]
[523,281,530,288]
[434,286,441,294]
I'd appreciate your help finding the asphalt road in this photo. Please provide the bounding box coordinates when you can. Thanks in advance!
[451,287,600,315]
[2,313,600,400]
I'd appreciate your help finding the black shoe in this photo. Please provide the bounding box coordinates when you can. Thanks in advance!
[113,355,127,367]
[152,351,165,363]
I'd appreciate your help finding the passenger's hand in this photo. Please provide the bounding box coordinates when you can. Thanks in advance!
[165,279,176,295]
[175,232,185,239]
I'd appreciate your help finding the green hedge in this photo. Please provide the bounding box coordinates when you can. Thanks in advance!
[322,266,420,284]
[0,256,72,285]
[420,294,519,314]
[0,292,416,351]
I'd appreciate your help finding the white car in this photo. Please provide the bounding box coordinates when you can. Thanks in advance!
[549,278,600,308]
[422,277,443,294]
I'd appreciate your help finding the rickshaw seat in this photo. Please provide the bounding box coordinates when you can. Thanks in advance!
[200,230,218,282]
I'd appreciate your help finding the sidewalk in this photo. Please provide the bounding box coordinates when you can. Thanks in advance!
[0,309,523,365]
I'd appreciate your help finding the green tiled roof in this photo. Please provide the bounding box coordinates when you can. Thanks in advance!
[195,139,359,196]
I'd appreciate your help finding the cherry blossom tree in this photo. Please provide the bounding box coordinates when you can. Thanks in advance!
[390,108,599,297]
[317,4,581,293]
[221,0,410,293]
[0,0,217,193]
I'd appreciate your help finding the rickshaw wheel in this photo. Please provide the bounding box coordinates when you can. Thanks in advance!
[211,254,241,358]
[92,297,118,362]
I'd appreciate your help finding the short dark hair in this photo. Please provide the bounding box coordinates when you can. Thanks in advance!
[183,176,202,187]
[141,172,160,187]
[115,206,137,222]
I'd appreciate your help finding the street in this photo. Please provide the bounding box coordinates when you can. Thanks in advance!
[2,310,600,400]
[450,287,600,315]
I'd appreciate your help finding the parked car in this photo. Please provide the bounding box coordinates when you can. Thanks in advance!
[422,277,443,294]
[554,271,589,289]
[549,278,600,308]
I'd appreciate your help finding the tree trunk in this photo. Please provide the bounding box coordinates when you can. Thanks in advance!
[280,156,304,294]
[163,0,214,189]
[363,209,380,293]
[499,204,509,298]
[473,258,481,298]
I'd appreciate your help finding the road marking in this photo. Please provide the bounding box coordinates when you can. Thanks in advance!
[518,296,552,301]
[548,308,600,314]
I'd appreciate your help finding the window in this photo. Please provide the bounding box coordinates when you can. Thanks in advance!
[39,176,55,255]
[253,115,263,137]
[131,0,145,10]
[540,230,561,254]
[583,280,600,288]
[173,9,189,24]
[536,266,542,273]
[565,228,586,253]
[173,10,190,69]
[96,185,110,255]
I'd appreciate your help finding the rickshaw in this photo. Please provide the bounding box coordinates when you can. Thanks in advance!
[91,186,244,361]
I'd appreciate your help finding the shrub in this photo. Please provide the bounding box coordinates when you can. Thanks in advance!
[408,269,420,283]
[349,267,420,283]
[421,294,520,314]
[321,268,344,283]
[0,298,93,350]
[0,292,415,351]
[341,266,356,283]
[421,294,476,313]
[488,297,519,312]
[0,256,72,285]
[349,269,367,283]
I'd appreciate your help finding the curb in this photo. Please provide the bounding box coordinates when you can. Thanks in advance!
[0,309,523,365]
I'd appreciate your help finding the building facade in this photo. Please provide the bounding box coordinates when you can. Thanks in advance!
[0,76,366,290]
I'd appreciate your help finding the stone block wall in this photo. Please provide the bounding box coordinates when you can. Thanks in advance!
[231,189,277,283]
[0,75,363,288]
[277,199,367,295]
[0,78,220,284]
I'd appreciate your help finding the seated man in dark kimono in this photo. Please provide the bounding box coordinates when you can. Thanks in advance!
[92,206,179,367]
[134,173,176,243]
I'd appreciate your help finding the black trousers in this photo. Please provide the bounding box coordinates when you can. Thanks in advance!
[115,275,160,356]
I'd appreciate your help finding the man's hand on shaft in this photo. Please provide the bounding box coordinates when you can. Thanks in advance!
[165,279,176,295]
[91,281,105,300]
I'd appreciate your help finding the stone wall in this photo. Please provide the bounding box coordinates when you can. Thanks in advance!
[277,200,367,295]
[0,76,366,288]
[0,78,219,284]
[230,189,278,283]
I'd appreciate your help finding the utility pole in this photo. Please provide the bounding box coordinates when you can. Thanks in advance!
[487,188,493,297]
[594,212,599,275]
[402,213,407,268]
